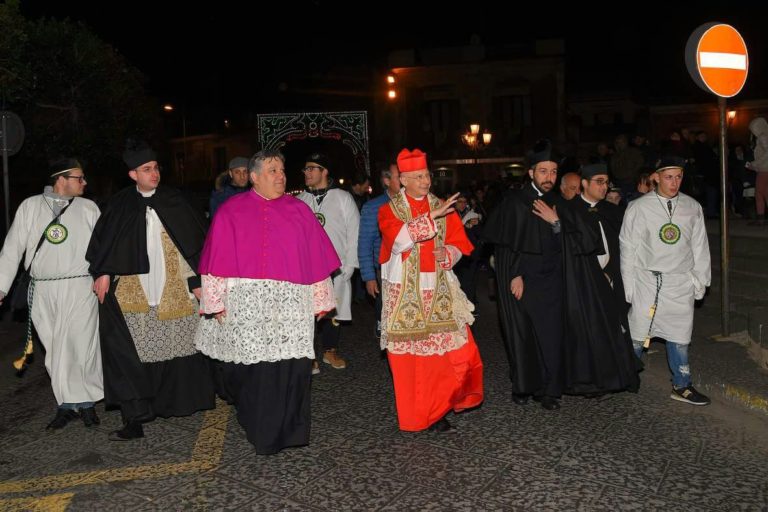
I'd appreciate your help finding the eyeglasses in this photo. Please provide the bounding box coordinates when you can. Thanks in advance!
[588,178,610,186]
[63,175,87,183]
[302,166,324,173]
[402,173,432,182]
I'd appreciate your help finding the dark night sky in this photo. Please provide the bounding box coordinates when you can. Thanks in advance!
[19,2,766,108]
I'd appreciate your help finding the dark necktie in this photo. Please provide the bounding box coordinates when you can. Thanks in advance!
[667,200,672,216]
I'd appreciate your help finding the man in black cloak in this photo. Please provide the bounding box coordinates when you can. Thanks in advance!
[484,141,577,410]
[565,163,640,395]
[87,141,215,440]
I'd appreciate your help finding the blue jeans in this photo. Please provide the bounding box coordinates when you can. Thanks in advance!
[60,402,94,411]
[633,340,691,388]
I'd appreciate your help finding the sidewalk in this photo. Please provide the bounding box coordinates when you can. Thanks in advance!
[700,217,768,414]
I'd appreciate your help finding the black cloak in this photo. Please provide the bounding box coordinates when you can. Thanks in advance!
[86,186,213,421]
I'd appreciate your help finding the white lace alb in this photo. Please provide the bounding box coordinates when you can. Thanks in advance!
[196,279,317,364]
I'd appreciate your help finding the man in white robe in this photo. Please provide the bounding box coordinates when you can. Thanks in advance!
[620,156,712,405]
[297,152,359,372]
[0,158,103,429]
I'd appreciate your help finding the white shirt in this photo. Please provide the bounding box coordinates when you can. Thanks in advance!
[138,188,166,306]
[580,194,610,270]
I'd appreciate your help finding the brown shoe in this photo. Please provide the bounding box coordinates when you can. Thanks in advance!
[322,349,347,369]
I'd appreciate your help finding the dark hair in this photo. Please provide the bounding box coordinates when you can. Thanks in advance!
[48,172,67,187]
[249,149,285,174]
[351,172,369,186]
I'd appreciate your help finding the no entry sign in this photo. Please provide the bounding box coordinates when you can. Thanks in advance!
[685,23,748,98]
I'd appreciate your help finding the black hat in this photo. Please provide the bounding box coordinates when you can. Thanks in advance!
[49,158,82,177]
[655,155,687,173]
[123,139,157,170]
[304,152,332,171]
[228,157,249,170]
[581,163,608,179]
[527,139,560,169]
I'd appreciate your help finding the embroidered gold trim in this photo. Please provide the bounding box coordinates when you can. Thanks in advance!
[386,192,458,342]
[157,231,196,321]
[115,275,150,314]
[114,231,195,320]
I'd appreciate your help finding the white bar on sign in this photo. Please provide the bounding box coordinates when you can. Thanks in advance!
[699,52,747,70]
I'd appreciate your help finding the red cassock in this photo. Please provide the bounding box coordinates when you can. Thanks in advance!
[379,194,484,431]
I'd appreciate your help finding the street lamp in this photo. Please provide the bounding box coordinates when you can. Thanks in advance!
[461,123,492,151]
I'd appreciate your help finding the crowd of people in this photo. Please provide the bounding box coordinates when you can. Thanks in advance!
[0,123,734,454]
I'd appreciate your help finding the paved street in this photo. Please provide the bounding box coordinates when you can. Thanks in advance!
[1,273,767,511]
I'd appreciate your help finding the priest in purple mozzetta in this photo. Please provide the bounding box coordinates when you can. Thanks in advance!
[195,149,340,455]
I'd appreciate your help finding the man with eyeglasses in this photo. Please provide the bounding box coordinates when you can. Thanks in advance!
[378,148,483,433]
[297,152,359,374]
[0,158,104,430]
[620,156,711,406]
[562,163,640,396]
[209,157,250,218]
[87,140,215,440]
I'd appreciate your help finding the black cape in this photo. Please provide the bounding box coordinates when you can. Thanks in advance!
[86,186,213,421]
[485,184,637,396]
[484,184,597,396]
[564,196,641,394]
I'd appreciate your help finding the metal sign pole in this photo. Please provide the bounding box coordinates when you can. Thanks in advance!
[718,96,729,336]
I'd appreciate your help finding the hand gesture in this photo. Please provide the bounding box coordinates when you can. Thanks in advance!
[532,199,559,225]
[431,193,460,219]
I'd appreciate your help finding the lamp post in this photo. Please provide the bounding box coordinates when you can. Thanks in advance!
[461,123,492,161]
[163,103,187,185]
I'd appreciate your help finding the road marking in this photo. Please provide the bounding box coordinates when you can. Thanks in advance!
[0,404,230,498]
[0,492,74,511]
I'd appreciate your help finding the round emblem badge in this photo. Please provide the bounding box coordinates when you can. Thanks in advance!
[314,212,326,226]
[659,222,681,245]
[45,223,68,244]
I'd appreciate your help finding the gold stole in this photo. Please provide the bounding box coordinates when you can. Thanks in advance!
[115,231,196,320]
[387,192,458,342]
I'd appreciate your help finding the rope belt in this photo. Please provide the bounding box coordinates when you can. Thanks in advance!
[643,271,663,349]
[13,274,91,375]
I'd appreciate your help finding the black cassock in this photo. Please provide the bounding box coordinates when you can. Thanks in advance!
[86,186,215,422]
[485,184,573,397]
[485,184,639,397]
[565,196,641,393]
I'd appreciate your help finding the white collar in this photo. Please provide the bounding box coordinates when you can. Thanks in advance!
[531,182,543,197]
[138,186,157,198]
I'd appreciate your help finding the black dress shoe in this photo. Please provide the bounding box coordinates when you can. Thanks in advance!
[80,407,100,427]
[428,417,457,433]
[512,394,530,406]
[46,409,79,430]
[109,421,144,441]
[535,396,561,411]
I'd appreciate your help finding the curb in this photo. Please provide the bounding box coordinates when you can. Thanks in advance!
[723,384,768,414]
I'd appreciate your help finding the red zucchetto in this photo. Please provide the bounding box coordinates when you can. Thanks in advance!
[397,148,428,173]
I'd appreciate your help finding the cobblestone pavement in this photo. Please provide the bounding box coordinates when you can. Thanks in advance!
[1,282,767,511]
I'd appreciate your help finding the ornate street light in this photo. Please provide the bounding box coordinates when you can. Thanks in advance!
[461,123,492,149]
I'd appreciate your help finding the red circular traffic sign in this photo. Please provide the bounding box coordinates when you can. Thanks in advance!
[686,23,748,98]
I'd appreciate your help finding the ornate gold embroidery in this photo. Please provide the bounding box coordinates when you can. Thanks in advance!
[157,231,196,321]
[114,231,195,320]
[115,275,150,314]
[386,192,458,343]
